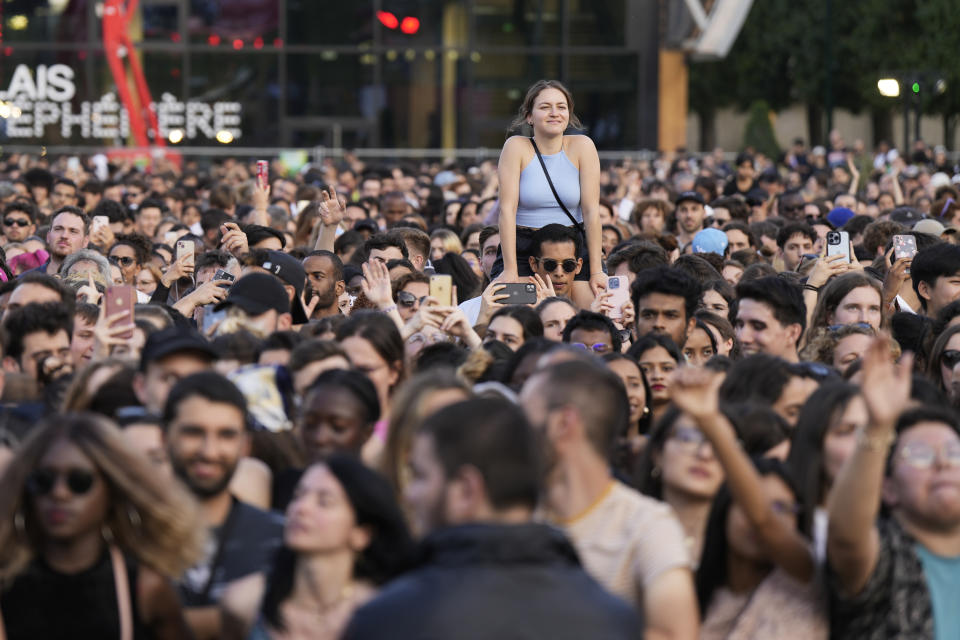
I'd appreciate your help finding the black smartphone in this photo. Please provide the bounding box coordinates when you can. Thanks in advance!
[501,282,538,305]
[213,269,235,288]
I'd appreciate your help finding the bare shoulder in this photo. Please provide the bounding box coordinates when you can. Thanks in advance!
[221,572,267,618]
[502,135,533,155]
[565,134,598,157]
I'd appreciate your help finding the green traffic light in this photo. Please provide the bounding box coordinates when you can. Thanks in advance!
[912,82,921,93]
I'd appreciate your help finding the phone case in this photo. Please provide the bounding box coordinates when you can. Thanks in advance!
[501,283,538,305]
[893,235,917,260]
[606,276,630,319]
[177,240,194,266]
[105,286,136,340]
[826,231,850,262]
[429,275,453,306]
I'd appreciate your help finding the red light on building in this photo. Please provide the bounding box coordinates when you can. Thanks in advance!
[170,32,181,43]
[208,34,221,46]
[253,36,264,49]
[376,11,399,29]
[273,38,284,48]
[232,38,243,49]
[3,47,12,57]
[78,51,87,60]
[400,16,420,34]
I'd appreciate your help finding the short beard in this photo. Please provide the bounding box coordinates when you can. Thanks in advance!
[308,284,338,313]
[171,457,237,499]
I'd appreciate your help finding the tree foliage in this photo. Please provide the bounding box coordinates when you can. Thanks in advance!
[689,0,960,145]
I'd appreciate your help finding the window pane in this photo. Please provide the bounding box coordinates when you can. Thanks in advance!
[3,2,87,43]
[567,55,638,148]
[189,0,279,44]
[568,0,626,46]
[474,0,561,46]
[287,1,373,46]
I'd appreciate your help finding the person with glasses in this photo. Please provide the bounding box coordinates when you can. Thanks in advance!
[828,338,960,639]
[109,234,152,287]
[561,310,621,355]
[669,367,825,639]
[777,190,807,222]
[0,413,203,639]
[388,273,427,324]
[634,407,724,565]
[525,223,582,302]
[928,324,960,406]
[1,201,37,243]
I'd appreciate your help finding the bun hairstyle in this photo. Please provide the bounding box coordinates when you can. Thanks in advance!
[508,79,583,134]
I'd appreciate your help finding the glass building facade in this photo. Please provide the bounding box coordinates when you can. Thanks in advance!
[1,0,659,150]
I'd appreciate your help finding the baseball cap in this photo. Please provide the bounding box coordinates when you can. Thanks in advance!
[675,191,705,207]
[691,228,729,255]
[826,207,856,228]
[913,219,946,237]
[139,326,216,371]
[215,272,291,318]
[890,207,923,227]
[257,251,308,324]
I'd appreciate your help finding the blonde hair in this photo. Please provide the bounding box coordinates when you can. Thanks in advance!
[508,79,583,134]
[430,228,462,256]
[0,413,205,582]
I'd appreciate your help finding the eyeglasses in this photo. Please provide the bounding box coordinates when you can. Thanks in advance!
[110,256,136,267]
[828,322,873,333]
[26,468,97,496]
[899,441,960,469]
[536,258,578,273]
[942,350,960,369]
[396,291,427,308]
[3,218,30,227]
[670,426,713,452]
[571,342,612,354]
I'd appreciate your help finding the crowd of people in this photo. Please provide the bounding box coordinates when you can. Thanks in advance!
[1,77,960,639]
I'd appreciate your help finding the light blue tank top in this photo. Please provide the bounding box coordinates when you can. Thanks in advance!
[516,142,583,229]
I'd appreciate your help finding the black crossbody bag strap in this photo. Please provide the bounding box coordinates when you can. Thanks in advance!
[530,137,586,234]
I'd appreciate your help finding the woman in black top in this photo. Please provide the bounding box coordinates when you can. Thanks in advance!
[0,413,204,639]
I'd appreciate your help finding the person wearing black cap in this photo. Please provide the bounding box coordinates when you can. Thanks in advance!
[133,325,217,413]
[214,272,294,337]
[248,250,309,324]
[674,191,706,248]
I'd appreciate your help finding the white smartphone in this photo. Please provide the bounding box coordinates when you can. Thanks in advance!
[826,230,850,263]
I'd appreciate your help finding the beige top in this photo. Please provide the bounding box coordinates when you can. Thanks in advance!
[560,481,692,607]
[700,568,828,640]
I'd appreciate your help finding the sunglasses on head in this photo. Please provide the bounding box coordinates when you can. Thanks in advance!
[941,350,960,369]
[536,258,578,273]
[396,291,427,308]
[3,218,30,227]
[26,468,96,496]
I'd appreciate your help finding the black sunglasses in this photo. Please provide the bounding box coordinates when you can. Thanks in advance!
[26,468,96,496]
[110,256,136,267]
[3,217,30,227]
[942,350,960,369]
[396,291,427,308]
[536,258,578,273]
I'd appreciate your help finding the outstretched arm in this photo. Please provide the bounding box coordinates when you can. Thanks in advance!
[670,368,815,583]
[827,337,912,596]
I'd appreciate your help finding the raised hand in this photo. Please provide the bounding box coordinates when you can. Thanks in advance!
[220,222,249,257]
[668,367,724,425]
[361,259,394,309]
[860,336,913,429]
[318,186,345,228]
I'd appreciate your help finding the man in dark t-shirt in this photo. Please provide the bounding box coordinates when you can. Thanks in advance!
[163,371,283,638]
